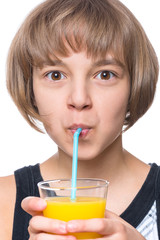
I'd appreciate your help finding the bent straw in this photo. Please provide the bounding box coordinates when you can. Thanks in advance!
[71,128,82,200]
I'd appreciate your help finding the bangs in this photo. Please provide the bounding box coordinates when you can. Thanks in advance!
[20,0,133,68]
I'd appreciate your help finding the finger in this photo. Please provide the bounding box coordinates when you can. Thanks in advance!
[67,218,123,236]
[29,232,76,240]
[21,197,47,216]
[29,216,68,235]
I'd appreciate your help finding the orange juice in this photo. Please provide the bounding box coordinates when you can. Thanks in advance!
[43,196,106,239]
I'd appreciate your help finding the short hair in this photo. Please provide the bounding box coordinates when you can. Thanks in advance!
[7,0,159,132]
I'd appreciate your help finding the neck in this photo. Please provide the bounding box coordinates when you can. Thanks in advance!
[57,135,127,181]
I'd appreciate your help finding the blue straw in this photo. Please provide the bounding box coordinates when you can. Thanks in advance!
[71,128,82,200]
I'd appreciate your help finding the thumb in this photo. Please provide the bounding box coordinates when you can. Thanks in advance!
[105,209,119,219]
[105,209,135,228]
[21,196,47,216]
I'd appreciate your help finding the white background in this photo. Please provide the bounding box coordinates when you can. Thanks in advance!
[0,0,160,176]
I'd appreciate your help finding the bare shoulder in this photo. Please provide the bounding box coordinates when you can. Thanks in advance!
[0,174,16,239]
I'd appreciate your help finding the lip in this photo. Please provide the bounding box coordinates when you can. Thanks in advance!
[68,124,92,137]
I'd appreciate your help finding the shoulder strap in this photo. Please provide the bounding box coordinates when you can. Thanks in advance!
[12,164,42,240]
[155,165,160,198]
[28,164,43,196]
[155,164,160,239]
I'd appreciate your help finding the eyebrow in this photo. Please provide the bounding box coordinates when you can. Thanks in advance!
[92,59,125,69]
[45,59,65,66]
[43,57,125,70]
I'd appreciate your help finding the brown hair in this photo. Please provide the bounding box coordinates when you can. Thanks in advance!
[7,0,159,132]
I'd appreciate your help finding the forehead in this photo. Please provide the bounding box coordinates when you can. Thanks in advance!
[35,49,126,74]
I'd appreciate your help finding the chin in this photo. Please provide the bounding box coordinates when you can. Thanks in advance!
[62,147,97,161]
[77,150,100,161]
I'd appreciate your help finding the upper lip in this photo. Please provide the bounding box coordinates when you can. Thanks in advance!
[68,124,92,130]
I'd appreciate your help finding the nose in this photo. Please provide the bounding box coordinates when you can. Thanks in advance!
[67,81,92,111]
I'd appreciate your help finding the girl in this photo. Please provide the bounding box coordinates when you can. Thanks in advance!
[0,0,159,239]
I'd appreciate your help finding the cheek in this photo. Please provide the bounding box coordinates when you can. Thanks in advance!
[34,83,64,116]
[34,92,55,115]
[33,87,64,135]
[110,94,128,119]
[98,86,129,127]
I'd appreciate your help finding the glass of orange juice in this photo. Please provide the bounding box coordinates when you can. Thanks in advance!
[38,178,109,239]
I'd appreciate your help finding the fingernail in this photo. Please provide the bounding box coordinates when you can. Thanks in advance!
[67,221,78,232]
[37,199,47,208]
[67,236,77,240]
[60,223,67,233]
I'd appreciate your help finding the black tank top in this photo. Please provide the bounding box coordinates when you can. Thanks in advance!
[12,164,43,240]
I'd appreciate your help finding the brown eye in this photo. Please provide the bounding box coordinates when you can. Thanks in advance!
[47,71,65,81]
[96,71,114,80]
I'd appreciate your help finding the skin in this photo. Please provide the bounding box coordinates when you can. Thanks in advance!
[33,52,129,162]
[0,51,149,239]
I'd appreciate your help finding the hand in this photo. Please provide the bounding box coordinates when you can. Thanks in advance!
[21,197,76,240]
[66,210,146,240]
[22,197,145,240]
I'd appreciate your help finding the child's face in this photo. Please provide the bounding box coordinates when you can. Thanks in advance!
[33,51,130,160]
